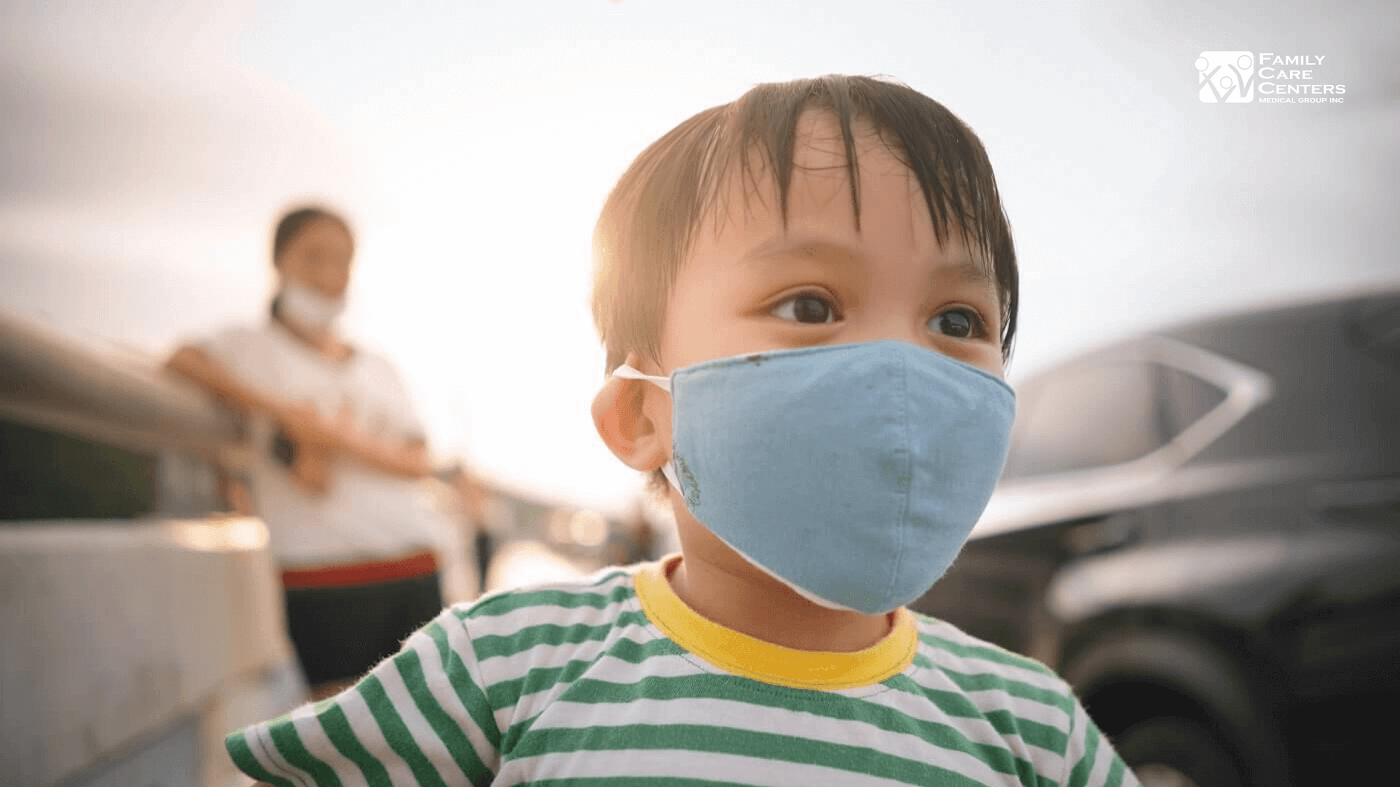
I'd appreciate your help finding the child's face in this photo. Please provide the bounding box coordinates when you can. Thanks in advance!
[656,110,1005,383]
[625,109,1008,594]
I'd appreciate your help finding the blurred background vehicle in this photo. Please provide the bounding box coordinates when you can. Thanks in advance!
[913,287,1400,787]
[0,307,669,787]
[0,310,304,787]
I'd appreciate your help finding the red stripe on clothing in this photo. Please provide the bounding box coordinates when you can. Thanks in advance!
[281,550,438,589]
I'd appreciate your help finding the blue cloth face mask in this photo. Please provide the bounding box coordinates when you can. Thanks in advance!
[613,340,1015,614]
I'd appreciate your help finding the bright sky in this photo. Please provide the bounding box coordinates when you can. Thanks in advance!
[1,0,1396,514]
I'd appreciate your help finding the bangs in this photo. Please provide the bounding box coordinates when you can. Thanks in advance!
[592,74,1019,372]
[696,76,1016,352]
[724,77,1011,266]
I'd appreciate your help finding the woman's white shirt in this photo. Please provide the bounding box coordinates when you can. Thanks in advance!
[199,321,446,568]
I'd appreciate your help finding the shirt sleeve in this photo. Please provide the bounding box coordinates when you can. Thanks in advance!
[225,606,500,787]
[197,325,258,369]
[1060,691,1142,787]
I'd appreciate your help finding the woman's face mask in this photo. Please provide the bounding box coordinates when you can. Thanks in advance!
[279,280,346,332]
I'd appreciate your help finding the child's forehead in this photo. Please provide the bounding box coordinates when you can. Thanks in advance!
[702,115,926,240]
[692,184,993,297]
[790,110,892,163]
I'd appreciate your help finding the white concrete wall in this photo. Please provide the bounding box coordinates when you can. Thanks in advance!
[0,517,304,787]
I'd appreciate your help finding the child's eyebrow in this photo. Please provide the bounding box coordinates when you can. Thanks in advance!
[737,237,860,269]
[739,236,998,292]
[939,258,999,291]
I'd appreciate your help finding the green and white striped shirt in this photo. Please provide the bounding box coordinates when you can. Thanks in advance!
[228,556,1139,786]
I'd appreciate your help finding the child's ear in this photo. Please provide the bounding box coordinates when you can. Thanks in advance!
[592,355,669,473]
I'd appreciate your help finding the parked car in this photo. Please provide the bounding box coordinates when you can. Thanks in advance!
[0,311,305,787]
[912,288,1400,787]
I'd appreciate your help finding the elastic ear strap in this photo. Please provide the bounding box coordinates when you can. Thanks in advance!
[660,461,681,491]
[612,366,677,490]
[612,363,672,392]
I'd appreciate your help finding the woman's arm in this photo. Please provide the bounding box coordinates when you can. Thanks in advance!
[166,345,286,418]
[167,346,344,449]
[350,437,432,478]
[167,345,337,494]
[329,405,433,479]
[169,345,432,480]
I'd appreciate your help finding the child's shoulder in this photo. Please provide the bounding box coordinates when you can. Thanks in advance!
[902,614,1114,782]
[906,610,1074,705]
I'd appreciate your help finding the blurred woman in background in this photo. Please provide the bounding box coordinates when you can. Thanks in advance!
[168,206,446,700]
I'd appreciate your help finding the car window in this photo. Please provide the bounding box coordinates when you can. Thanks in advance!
[1002,360,1165,479]
[0,418,157,521]
[0,417,225,521]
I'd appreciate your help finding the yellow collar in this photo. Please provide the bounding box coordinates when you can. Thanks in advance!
[635,554,917,690]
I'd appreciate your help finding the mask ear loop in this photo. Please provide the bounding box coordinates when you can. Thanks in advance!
[610,364,680,489]
[611,363,671,392]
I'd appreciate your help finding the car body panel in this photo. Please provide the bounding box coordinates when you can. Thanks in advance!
[913,288,1400,786]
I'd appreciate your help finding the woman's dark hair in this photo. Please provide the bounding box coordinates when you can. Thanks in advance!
[269,205,353,320]
[272,205,352,264]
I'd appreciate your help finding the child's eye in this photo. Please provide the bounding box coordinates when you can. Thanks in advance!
[771,293,839,324]
[929,308,984,339]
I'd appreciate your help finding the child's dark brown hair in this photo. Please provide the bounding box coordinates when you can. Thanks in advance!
[591,74,1019,376]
